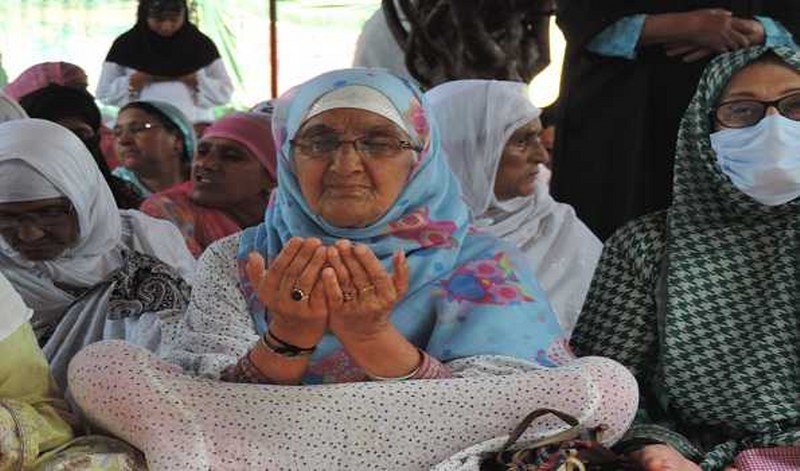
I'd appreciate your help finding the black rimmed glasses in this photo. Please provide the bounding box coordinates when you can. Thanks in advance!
[0,202,75,231]
[112,122,164,138]
[290,135,421,160]
[715,92,800,129]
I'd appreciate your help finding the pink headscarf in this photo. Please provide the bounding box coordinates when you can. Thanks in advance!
[201,112,276,179]
[3,62,89,101]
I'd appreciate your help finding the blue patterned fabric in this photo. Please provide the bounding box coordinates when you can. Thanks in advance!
[238,68,567,384]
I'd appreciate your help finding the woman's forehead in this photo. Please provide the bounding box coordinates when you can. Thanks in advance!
[721,60,800,101]
[298,109,406,135]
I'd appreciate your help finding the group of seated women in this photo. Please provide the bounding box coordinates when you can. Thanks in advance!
[1,43,800,470]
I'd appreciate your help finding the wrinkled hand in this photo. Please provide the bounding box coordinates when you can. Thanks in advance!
[322,240,409,343]
[128,71,152,93]
[631,445,702,471]
[680,9,758,52]
[246,237,329,348]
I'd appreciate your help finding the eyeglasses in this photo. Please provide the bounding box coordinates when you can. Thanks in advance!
[715,92,800,128]
[0,203,74,230]
[508,132,544,153]
[112,122,163,138]
[290,135,421,160]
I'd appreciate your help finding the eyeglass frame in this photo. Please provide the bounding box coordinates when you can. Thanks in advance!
[112,121,164,138]
[0,201,76,231]
[714,92,800,129]
[289,136,422,160]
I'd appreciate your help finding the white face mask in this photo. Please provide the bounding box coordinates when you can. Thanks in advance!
[710,114,800,206]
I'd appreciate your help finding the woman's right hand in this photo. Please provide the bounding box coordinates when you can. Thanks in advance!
[245,237,329,348]
[128,71,151,93]
[630,444,702,471]
[678,9,756,52]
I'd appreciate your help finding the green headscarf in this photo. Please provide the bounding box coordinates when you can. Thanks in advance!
[121,100,197,161]
[665,45,800,465]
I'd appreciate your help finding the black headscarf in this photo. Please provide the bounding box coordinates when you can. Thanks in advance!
[19,85,143,209]
[105,0,220,77]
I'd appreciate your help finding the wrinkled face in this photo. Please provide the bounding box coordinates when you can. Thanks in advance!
[293,108,416,228]
[114,107,183,175]
[494,119,548,200]
[0,197,79,261]
[715,59,800,131]
[190,136,275,208]
[147,11,186,37]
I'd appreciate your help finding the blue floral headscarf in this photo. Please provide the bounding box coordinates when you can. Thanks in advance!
[239,68,567,383]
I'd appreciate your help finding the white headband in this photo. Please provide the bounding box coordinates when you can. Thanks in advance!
[304,85,409,134]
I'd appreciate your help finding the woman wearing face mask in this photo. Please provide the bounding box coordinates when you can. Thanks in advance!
[572,46,800,471]
[427,80,602,336]
[96,0,233,125]
[19,84,143,209]
[140,112,277,257]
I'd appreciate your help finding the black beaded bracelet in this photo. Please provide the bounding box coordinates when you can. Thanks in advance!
[258,330,317,358]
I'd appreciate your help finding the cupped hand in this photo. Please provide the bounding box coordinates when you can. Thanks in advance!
[128,71,151,92]
[246,237,329,348]
[631,444,702,471]
[181,72,199,90]
[322,240,409,343]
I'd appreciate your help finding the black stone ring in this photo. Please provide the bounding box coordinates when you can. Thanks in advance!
[290,287,307,302]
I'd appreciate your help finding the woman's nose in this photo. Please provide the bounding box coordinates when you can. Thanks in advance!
[329,143,364,173]
[766,105,780,116]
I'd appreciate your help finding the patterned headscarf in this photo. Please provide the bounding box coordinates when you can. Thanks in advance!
[238,68,566,384]
[665,46,800,461]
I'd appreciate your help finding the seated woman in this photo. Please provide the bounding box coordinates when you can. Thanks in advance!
[0,119,194,390]
[96,0,233,126]
[112,100,196,198]
[572,46,800,470]
[2,61,88,101]
[68,69,638,469]
[427,80,602,335]
[0,271,145,470]
[19,84,143,209]
[141,112,277,257]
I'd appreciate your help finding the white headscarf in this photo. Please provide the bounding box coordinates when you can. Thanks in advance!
[0,119,124,287]
[0,270,32,342]
[0,91,28,124]
[427,80,602,335]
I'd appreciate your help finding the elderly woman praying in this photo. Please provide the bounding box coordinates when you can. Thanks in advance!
[67,69,637,470]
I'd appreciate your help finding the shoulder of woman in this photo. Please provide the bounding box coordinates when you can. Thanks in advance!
[111,250,191,305]
[604,210,667,266]
[195,232,243,280]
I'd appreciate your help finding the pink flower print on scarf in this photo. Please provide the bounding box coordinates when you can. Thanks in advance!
[388,207,458,249]
[536,338,575,367]
[438,252,536,305]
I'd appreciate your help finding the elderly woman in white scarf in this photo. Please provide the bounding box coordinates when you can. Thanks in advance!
[426,80,602,335]
[0,119,195,389]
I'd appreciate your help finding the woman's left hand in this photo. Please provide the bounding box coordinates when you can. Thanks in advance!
[322,240,409,343]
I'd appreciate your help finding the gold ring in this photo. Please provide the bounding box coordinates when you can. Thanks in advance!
[358,284,376,294]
